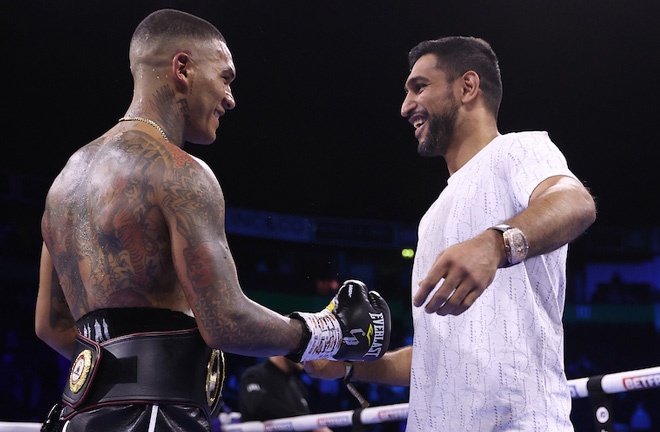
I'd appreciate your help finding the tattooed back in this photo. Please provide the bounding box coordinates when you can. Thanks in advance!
[41,129,205,320]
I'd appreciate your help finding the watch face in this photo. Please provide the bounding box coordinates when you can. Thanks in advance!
[504,228,529,265]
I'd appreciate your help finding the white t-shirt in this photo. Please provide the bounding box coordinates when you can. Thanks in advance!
[408,132,576,431]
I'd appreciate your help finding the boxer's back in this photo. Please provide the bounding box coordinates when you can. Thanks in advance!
[42,131,188,320]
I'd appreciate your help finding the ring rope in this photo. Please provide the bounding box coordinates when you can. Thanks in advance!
[567,365,659,398]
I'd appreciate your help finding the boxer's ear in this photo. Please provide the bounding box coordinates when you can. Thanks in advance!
[172,52,193,92]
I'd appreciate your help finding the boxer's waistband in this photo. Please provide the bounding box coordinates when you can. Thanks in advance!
[76,307,197,342]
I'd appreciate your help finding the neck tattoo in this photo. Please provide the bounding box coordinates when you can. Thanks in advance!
[118,116,170,142]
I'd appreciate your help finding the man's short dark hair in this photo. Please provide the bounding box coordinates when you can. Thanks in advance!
[131,9,225,48]
[408,36,503,116]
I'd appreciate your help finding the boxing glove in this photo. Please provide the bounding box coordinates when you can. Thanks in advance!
[288,279,391,362]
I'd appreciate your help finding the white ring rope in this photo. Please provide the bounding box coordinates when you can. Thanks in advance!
[222,403,410,432]
[1,366,657,432]
[568,365,660,398]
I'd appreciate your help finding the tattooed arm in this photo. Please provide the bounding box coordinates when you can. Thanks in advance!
[161,155,306,356]
[35,243,77,359]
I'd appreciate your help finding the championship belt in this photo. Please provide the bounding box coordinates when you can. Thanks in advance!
[62,335,101,409]
[61,329,224,422]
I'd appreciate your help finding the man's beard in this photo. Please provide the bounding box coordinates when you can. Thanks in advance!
[418,96,459,158]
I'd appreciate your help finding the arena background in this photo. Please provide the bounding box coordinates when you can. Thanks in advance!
[2,1,659,430]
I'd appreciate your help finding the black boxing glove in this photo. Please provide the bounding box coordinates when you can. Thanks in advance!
[288,279,391,362]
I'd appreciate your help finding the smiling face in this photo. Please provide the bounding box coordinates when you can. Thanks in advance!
[183,40,236,145]
[401,53,460,158]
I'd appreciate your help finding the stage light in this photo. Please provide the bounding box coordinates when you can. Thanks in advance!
[401,248,414,259]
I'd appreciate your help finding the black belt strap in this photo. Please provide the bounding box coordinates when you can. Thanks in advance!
[61,329,224,423]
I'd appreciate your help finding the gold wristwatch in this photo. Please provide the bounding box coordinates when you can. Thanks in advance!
[488,224,529,267]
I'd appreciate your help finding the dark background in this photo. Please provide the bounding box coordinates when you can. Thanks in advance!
[5,0,660,225]
[2,1,659,430]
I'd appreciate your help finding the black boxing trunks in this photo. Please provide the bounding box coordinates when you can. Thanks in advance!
[42,308,224,432]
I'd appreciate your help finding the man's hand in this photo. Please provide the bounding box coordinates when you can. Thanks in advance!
[414,231,502,315]
[305,346,413,388]
[303,358,346,380]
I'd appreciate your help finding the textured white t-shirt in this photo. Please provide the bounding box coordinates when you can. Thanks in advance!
[408,132,576,431]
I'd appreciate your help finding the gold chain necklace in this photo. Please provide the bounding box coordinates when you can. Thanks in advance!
[118,116,170,142]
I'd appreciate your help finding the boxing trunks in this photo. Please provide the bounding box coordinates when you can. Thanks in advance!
[42,308,224,432]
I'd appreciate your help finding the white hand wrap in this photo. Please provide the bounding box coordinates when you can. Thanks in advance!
[294,309,342,361]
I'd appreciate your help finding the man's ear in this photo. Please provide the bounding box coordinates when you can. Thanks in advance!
[461,71,480,104]
[172,52,192,91]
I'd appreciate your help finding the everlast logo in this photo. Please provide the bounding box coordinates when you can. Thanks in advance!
[365,312,385,357]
